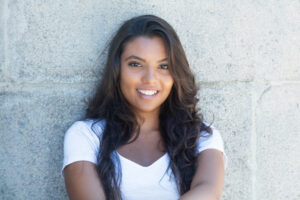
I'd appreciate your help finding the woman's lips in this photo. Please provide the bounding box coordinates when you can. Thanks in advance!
[136,89,159,99]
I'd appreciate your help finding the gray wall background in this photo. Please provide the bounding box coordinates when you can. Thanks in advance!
[1,0,299,199]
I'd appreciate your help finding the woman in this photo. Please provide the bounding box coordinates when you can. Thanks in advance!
[62,15,227,200]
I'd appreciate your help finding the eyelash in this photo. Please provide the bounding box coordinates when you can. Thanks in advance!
[128,62,141,67]
[128,62,169,70]
[159,64,168,70]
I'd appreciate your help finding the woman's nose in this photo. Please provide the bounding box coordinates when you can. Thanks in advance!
[142,66,157,83]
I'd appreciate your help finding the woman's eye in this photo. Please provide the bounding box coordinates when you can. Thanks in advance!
[159,64,168,70]
[128,62,141,67]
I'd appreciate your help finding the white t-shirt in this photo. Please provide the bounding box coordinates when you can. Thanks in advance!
[62,119,227,200]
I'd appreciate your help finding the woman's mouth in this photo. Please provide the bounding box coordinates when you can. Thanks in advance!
[137,89,159,98]
[137,89,158,95]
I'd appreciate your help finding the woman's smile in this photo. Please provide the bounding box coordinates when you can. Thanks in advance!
[136,89,160,99]
[137,89,159,95]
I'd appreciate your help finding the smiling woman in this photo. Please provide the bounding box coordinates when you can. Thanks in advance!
[62,15,227,200]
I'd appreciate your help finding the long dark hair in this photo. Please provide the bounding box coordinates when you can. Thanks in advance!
[84,14,212,199]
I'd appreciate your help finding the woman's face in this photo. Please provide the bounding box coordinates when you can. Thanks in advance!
[120,36,174,116]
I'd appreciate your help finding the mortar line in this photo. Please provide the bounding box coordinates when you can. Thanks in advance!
[199,80,300,85]
[4,0,8,78]
[269,80,300,85]
[0,81,98,87]
[251,80,258,200]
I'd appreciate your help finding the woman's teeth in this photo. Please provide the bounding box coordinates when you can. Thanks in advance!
[137,89,158,95]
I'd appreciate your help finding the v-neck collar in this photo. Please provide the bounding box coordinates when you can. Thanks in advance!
[116,151,168,168]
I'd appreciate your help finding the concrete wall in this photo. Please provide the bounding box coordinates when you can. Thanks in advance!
[1,0,299,199]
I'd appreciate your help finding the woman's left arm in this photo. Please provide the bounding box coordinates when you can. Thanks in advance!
[179,149,225,200]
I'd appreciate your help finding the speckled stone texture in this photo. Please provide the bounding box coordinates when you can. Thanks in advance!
[0,0,299,199]
[0,1,5,83]
[256,84,300,200]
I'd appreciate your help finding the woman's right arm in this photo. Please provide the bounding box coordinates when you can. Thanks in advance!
[64,161,106,200]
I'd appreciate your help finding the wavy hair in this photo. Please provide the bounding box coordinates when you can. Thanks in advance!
[83,14,212,199]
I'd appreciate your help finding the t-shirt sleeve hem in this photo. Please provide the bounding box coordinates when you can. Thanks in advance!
[197,124,228,170]
[197,147,228,170]
[61,154,97,178]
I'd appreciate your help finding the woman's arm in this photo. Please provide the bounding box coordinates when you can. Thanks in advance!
[64,161,106,200]
[179,149,225,200]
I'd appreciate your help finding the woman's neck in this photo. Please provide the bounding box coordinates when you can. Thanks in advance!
[135,110,160,134]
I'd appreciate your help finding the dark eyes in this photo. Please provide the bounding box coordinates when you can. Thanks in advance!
[159,64,168,70]
[128,62,169,70]
[128,62,141,67]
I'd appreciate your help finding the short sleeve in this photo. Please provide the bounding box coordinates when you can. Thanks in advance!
[61,120,103,177]
[197,124,228,169]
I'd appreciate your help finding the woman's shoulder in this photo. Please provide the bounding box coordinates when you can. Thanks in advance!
[197,121,228,169]
[66,118,106,138]
[200,121,219,136]
[198,121,223,146]
[63,118,106,155]
[62,119,106,176]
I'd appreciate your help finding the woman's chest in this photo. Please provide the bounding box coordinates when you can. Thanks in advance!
[116,151,180,200]
[116,134,166,167]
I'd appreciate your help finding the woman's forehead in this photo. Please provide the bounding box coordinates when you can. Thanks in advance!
[121,36,168,61]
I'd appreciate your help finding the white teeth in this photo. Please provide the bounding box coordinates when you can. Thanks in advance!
[138,89,158,95]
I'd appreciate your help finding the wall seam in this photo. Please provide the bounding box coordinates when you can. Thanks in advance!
[269,81,300,85]
[3,0,8,81]
[251,80,258,200]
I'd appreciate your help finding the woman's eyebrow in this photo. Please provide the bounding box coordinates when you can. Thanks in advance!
[125,55,145,62]
[124,55,168,63]
[157,58,168,63]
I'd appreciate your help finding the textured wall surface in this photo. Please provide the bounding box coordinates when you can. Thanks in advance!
[1,0,300,199]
